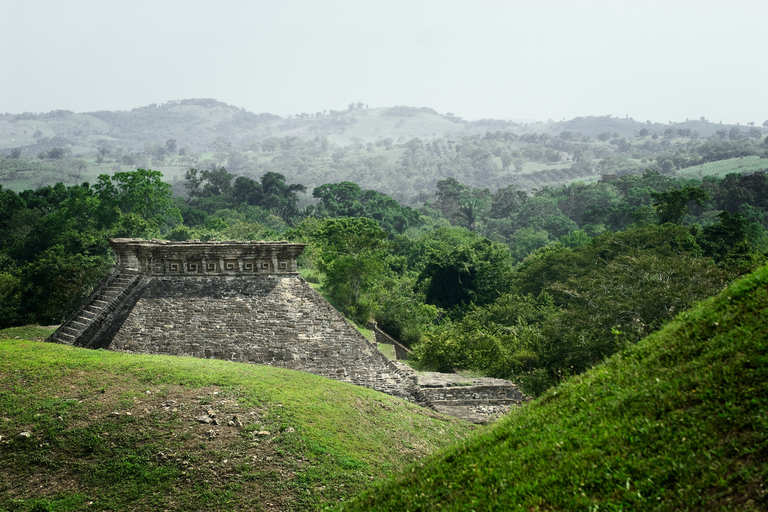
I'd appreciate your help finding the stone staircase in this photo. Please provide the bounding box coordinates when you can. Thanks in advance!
[47,272,143,347]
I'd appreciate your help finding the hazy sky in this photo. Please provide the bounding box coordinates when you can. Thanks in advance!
[2,0,766,125]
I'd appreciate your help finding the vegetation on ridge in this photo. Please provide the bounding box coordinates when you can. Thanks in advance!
[338,264,768,511]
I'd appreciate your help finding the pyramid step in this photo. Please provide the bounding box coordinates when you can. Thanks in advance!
[57,332,75,341]
[93,300,108,306]
[71,320,87,329]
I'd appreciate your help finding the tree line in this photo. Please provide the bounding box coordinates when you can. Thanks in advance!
[1,163,767,395]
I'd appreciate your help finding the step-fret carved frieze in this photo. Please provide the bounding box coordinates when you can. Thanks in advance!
[108,239,305,276]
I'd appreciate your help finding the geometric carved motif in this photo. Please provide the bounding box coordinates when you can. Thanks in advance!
[169,260,182,271]
[188,260,202,273]
[224,259,238,271]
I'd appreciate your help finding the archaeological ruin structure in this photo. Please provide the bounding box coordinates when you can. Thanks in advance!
[47,238,528,421]
[47,238,428,404]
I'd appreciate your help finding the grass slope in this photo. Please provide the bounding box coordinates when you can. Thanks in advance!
[672,156,768,181]
[339,265,768,511]
[0,331,474,512]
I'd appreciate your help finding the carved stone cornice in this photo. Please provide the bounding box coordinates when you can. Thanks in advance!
[108,238,306,275]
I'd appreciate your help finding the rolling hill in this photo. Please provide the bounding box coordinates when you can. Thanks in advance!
[0,100,764,202]
[0,328,474,512]
[338,264,768,511]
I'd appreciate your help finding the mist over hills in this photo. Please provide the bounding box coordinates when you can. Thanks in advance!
[1,98,759,154]
[1,99,765,203]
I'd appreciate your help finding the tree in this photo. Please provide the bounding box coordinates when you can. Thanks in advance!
[489,184,527,219]
[416,229,514,314]
[313,217,389,320]
[458,197,488,231]
[258,172,306,223]
[232,176,263,206]
[14,245,110,326]
[312,181,363,217]
[96,169,181,232]
[650,186,710,224]
[532,250,732,393]
[699,211,761,264]
[46,147,67,159]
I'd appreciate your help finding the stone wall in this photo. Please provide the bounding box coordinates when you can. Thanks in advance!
[368,322,412,360]
[420,384,526,406]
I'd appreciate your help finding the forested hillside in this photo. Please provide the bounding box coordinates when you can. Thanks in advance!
[1,100,766,204]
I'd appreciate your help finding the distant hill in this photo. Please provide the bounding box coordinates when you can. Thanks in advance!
[0,100,764,200]
[339,264,768,511]
[1,99,758,155]
[0,100,513,155]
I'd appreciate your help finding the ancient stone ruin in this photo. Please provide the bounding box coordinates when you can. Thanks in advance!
[47,239,428,405]
[48,238,528,422]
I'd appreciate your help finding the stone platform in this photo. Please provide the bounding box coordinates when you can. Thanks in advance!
[393,365,529,424]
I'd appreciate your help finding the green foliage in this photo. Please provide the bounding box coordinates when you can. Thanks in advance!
[372,274,441,348]
[96,168,181,232]
[14,245,111,325]
[412,293,558,375]
[698,211,764,265]
[185,169,305,224]
[409,228,514,314]
[650,185,710,224]
[412,224,744,395]
[340,264,768,511]
[312,218,390,321]
[0,170,187,328]
[167,224,194,241]
[310,182,421,235]
[514,224,705,301]
[530,251,731,393]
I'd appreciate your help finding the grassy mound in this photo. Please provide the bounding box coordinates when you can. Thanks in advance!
[0,332,474,511]
[339,265,768,511]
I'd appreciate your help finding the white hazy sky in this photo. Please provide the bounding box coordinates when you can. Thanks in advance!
[2,0,766,125]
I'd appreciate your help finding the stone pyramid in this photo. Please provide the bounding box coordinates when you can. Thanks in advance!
[47,238,428,405]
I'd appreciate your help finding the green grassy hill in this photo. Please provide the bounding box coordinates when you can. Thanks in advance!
[0,329,474,512]
[338,265,768,511]
[672,156,768,181]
